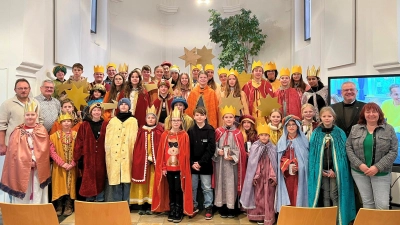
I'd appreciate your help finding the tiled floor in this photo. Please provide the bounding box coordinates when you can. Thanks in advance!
[60,210,256,225]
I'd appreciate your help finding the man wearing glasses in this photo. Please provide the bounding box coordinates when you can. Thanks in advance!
[331,81,366,137]
[35,80,60,132]
[0,78,43,169]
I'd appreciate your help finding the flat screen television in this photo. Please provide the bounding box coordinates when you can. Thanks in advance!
[328,74,400,166]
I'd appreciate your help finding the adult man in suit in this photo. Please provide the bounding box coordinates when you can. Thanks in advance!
[331,81,366,137]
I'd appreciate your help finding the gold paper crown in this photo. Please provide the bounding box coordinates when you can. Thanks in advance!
[94,65,104,73]
[118,63,129,73]
[192,64,203,70]
[24,102,37,113]
[58,112,74,123]
[280,68,290,77]
[264,61,277,71]
[291,65,302,74]
[228,68,239,77]
[252,60,263,71]
[170,65,180,73]
[256,122,271,135]
[217,68,229,75]
[204,64,214,71]
[171,106,181,119]
[220,105,237,117]
[107,62,117,69]
[146,105,157,115]
[307,65,320,77]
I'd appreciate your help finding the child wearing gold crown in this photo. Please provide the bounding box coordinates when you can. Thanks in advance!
[242,61,274,124]
[213,105,247,218]
[274,68,302,118]
[131,105,164,215]
[152,106,193,223]
[49,112,77,216]
[240,122,277,225]
[0,102,51,204]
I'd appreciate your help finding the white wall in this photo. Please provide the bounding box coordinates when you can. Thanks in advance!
[109,0,292,76]
[293,0,400,84]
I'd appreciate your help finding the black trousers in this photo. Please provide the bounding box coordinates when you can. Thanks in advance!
[166,171,183,206]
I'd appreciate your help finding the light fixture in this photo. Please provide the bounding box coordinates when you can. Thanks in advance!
[197,0,210,4]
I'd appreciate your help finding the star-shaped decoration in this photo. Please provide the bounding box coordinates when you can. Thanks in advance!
[237,71,252,89]
[144,83,158,92]
[219,94,243,116]
[102,100,118,110]
[196,45,215,68]
[257,95,282,117]
[57,83,72,95]
[71,78,89,90]
[65,84,89,110]
[179,47,201,67]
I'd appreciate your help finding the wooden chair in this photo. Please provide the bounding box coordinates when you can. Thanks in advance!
[353,208,400,225]
[277,206,337,225]
[0,203,59,225]
[74,200,131,225]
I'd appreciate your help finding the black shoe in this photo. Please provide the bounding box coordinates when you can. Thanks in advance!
[173,204,183,223]
[227,209,235,218]
[168,203,175,222]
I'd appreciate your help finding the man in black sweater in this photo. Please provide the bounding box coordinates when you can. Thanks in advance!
[331,81,366,137]
[187,107,215,220]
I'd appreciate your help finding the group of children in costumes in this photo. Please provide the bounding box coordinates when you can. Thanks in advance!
[0,60,355,225]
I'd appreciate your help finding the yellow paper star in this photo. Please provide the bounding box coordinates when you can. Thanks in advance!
[71,78,89,90]
[102,100,118,110]
[257,95,282,117]
[219,94,243,116]
[57,83,72,95]
[179,47,201,67]
[237,71,252,89]
[196,45,215,68]
[65,84,89,109]
[144,83,158,92]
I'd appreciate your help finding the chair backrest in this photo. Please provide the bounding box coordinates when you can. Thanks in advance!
[74,200,131,225]
[0,203,59,225]
[277,206,337,225]
[353,208,400,225]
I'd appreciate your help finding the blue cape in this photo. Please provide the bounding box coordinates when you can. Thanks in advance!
[308,125,356,225]
[276,119,309,212]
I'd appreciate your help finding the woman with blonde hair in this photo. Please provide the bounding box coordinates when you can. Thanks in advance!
[173,73,192,100]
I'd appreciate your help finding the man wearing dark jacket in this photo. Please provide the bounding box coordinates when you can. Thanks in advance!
[331,81,366,137]
[187,107,215,220]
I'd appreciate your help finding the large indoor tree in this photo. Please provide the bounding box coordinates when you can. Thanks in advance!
[208,8,267,72]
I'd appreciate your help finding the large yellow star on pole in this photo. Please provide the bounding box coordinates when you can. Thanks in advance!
[237,71,252,89]
[179,47,201,67]
[257,95,282,117]
[196,45,215,68]
[65,84,89,109]
[102,100,118,110]
[219,95,243,116]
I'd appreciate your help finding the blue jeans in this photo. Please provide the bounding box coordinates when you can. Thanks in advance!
[191,174,213,208]
[351,170,391,209]
[86,191,105,202]
[111,183,131,202]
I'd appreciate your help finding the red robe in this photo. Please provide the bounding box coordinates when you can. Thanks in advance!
[242,80,274,116]
[73,120,108,197]
[215,127,247,195]
[119,90,150,127]
[132,124,164,183]
[280,147,298,206]
[151,130,193,216]
[153,94,173,123]
[274,88,302,118]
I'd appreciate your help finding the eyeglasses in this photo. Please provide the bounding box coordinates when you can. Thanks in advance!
[42,86,54,89]
[171,119,181,123]
[342,88,356,92]
[16,87,30,91]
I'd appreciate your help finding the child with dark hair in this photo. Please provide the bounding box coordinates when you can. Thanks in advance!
[187,107,215,219]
